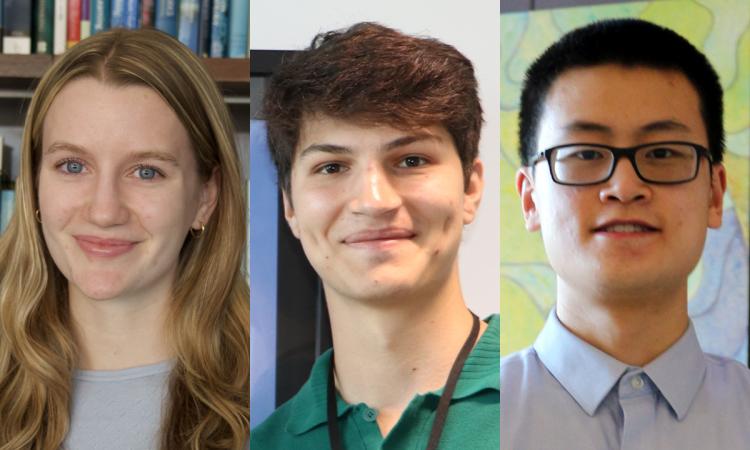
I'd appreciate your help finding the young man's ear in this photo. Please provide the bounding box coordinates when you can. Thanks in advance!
[462,158,484,225]
[707,163,727,229]
[282,190,300,239]
[516,167,541,232]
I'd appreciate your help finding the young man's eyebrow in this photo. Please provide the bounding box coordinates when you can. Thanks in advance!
[298,143,352,160]
[637,119,692,135]
[563,121,613,135]
[383,133,442,151]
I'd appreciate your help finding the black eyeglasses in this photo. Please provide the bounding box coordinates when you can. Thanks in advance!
[532,141,713,186]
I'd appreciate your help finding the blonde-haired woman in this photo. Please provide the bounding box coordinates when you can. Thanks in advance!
[0,28,249,449]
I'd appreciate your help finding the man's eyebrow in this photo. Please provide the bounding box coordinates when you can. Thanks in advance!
[383,132,442,150]
[563,121,613,135]
[298,143,352,160]
[637,120,692,134]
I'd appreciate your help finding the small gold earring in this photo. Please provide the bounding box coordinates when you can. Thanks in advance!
[35,209,42,223]
[190,223,205,238]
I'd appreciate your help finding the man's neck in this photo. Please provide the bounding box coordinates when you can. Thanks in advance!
[325,271,486,437]
[556,278,689,367]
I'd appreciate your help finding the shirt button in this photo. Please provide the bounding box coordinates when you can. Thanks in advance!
[630,375,645,390]
[362,407,378,422]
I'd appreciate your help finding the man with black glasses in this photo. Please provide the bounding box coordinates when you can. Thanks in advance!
[501,19,750,449]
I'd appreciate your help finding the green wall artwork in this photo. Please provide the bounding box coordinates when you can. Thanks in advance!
[500,0,749,363]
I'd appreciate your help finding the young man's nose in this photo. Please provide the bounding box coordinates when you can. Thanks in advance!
[349,163,402,215]
[86,176,131,227]
[598,158,652,204]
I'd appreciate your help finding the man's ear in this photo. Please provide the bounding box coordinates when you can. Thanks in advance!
[707,163,726,229]
[516,167,540,232]
[463,158,484,225]
[282,190,300,238]
[193,167,220,230]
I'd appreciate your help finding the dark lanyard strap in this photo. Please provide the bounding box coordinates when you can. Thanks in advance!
[327,312,480,450]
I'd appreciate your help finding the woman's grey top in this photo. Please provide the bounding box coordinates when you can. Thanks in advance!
[63,360,173,450]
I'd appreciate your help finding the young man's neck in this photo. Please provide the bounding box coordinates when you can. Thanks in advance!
[325,270,486,437]
[555,278,689,367]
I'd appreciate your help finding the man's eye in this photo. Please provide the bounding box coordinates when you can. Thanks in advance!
[318,163,343,174]
[574,150,605,160]
[645,148,676,159]
[398,156,427,168]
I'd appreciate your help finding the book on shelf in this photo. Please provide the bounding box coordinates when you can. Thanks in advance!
[142,0,155,28]
[3,0,33,54]
[210,0,228,58]
[67,0,81,49]
[81,0,91,39]
[0,136,14,234]
[228,0,248,58]
[155,0,178,37]
[177,0,200,53]
[35,0,54,54]
[197,0,211,57]
[53,0,67,54]
[91,0,111,35]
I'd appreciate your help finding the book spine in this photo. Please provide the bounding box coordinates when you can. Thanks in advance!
[53,0,67,54]
[3,0,33,54]
[197,0,211,57]
[81,0,91,39]
[91,0,111,34]
[227,0,247,58]
[1,189,15,233]
[111,0,125,28]
[67,0,82,48]
[123,0,139,28]
[154,0,176,37]
[35,0,54,54]
[177,0,200,53]
[141,0,154,27]
[209,0,227,58]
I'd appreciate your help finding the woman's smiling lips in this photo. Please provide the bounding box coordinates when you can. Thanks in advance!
[74,235,139,257]
[342,228,416,249]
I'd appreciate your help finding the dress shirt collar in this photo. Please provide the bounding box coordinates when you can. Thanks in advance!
[285,314,500,435]
[534,310,706,420]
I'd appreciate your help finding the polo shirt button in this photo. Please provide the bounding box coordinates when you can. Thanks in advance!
[630,375,644,390]
[362,407,378,422]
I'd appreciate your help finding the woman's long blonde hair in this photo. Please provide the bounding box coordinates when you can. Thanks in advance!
[0,29,249,449]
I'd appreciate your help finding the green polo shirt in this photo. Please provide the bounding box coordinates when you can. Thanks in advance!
[251,315,499,450]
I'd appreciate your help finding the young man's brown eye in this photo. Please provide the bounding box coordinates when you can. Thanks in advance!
[320,163,342,174]
[400,156,426,168]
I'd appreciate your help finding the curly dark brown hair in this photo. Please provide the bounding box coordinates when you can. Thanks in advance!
[262,22,483,193]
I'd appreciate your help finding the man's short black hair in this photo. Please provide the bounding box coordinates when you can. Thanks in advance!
[518,18,724,166]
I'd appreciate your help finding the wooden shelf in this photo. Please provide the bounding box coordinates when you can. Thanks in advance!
[0,55,249,100]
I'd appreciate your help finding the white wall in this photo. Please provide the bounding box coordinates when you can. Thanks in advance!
[250,0,500,317]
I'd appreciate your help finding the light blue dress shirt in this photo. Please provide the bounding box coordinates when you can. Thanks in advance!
[501,311,750,450]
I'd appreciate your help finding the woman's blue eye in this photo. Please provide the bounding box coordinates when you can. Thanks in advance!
[137,166,158,179]
[65,161,84,173]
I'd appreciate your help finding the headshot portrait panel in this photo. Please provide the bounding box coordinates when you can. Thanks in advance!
[500,1,750,449]
[0,28,249,449]
[249,1,500,449]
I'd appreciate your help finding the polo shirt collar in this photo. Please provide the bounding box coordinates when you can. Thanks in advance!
[285,314,500,435]
[534,310,707,420]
